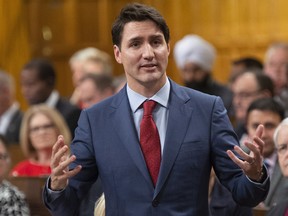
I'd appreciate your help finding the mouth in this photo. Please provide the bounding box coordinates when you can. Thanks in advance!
[140,63,157,69]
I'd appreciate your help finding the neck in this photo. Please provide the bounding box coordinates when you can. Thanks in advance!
[127,75,167,98]
[35,148,52,165]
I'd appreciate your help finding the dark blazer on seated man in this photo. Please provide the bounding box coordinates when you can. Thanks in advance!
[43,80,269,216]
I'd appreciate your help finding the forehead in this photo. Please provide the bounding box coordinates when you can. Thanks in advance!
[278,125,288,139]
[122,20,163,41]
[30,112,51,125]
[247,110,281,123]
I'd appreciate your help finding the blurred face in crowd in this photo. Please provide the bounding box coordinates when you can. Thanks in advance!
[29,113,58,151]
[232,73,262,121]
[0,141,10,182]
[70,60,85,87]
[246,110,281,158]
[113,20,169,94]
[78,79,112,109]
[0,85,10,116]
[264,48,288,94]
[181,62,209,85]
[275,125,288,176]
[21,69,52,105]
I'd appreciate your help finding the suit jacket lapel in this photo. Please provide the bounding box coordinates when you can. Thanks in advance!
[111,88,154,188]
[154,81,194,196]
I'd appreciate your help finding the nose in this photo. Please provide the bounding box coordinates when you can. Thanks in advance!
[142,44,154,59]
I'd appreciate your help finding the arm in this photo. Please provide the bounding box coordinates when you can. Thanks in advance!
[43,136,82,215]
[211,97,269,206]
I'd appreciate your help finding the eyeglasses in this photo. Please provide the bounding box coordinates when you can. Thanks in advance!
[29,123,55,134]
[233,90,260,99]
[0,153,8,161]
[277,143,288,155]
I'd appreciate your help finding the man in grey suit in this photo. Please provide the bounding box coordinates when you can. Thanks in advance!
[43,3,269,216]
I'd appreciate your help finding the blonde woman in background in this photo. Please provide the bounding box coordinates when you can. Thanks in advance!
[11,104,71,177]
[94,193,105,216]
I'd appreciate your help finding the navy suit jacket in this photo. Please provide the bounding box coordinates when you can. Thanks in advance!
[43,79,269,216]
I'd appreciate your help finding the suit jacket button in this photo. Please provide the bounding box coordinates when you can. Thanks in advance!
[152,199,159,207]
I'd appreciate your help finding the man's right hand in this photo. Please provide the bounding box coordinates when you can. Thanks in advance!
[50,135,82,191]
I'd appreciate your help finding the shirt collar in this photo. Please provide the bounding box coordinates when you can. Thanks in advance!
[45,90,59,108]
[127,77,170,113]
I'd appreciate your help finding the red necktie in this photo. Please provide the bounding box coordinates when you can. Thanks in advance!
[140,100,161,186]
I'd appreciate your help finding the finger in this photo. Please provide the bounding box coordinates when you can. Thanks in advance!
[52,154,77,176]
[255,124,264,139]
[233,145,252,162]
[227,149,245,170]
[252,136,265,155]
[51,165,82,191]
[51,145,69,169]
[51,135,65,159]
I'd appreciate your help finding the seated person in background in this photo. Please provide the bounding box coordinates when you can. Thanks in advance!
[231,71,274,139]
[20,58,81,135]
[112,73,127,93]
[228,56,263,87]
[173,34,233,111]
[94,193,105,216]
[0,135,30,215]
[0,70,23,145]
[78,73,114,109]
[266,118,288,216]
[69,47,113,107]
[11,104,71,177]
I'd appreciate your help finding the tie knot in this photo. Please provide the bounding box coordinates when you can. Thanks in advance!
[143,100,157,116]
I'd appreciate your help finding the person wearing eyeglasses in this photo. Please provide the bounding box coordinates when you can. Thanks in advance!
[266,117,288,216]
[0,134,30,215]
[10,104,71,177]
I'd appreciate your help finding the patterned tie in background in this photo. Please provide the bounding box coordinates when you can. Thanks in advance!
[140,100,161,186]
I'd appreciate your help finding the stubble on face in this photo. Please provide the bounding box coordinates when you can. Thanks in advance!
[114,20,170,97]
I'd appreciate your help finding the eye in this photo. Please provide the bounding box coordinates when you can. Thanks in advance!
[130,41,141,48]
[277,144,288,155]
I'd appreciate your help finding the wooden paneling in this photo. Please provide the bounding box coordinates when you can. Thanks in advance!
[3,0,288,109]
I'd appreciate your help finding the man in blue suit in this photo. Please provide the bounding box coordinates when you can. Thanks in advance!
[43,3,269,216]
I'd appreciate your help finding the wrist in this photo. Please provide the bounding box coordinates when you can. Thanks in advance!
[250,166,266,182]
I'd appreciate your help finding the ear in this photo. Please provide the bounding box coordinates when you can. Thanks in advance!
[167,43,170,56]
[113,45,122,64]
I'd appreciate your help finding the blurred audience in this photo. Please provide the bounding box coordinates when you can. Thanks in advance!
[228,56,263,86]
[0,135,30,215]
[266,118,288,216]
[264,43,288,96]
[78,73,114,109]
[173,34,233,110]
[113,74,127,93]
[20,58,81,135]
[11,104,71,177]
[69,47,113,107]
[231,71,274,138]
[0,70,23,145]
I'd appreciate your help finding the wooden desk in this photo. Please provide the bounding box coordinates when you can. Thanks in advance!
[253,206,268,216]
[8,177,51,216]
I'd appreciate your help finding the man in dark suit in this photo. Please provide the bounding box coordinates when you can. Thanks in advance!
[20,58,81,136]
[0,70,22,145]
[43,3,269,216]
